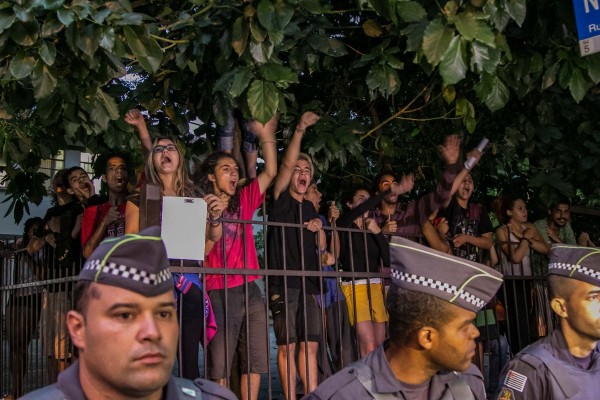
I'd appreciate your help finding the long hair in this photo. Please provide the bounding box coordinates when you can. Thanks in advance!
[146,137,198,197]
[22,217,43,247]
[495,193,523,224]
[193,151,240,213]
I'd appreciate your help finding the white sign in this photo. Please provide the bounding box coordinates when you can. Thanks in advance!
[161,196,207,260]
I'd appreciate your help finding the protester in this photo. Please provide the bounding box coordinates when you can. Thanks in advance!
[305,237,503,399]
[370,134,469,238]
[304,180,354,376]
[496,245,600,399]
[534,197,577,246]
[336,179,412,357]
[267,111,322,399]
[193,113,278,400]
[66,166,95,206]
[125,137,225,380]
[5,217,44,398]
[421,209,452,254]
[81,153,129,258]
[28,169,85,384]
[20,227,236,400]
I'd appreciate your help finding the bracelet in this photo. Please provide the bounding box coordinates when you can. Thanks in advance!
[209,219,222,227]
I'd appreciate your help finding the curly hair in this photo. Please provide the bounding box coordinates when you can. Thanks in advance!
[386,286,454,347]
[192,151,240,213]
[146,137,199,197]
[494,192,524,224]
[22,217,43,247]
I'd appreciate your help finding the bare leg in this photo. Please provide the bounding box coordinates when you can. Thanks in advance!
[241,373,261,400]
[356,320,377,357]
[277,343,297,400]
[298,341,319,395]
[373,322,386,348]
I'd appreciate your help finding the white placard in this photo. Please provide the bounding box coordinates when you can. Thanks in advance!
[161,196,207,260]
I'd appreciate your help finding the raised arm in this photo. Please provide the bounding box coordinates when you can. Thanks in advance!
[124,109,153,157]
[246,113,279,195]
[273,111,320,200]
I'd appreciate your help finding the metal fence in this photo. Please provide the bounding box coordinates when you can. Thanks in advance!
[0,213,553,399]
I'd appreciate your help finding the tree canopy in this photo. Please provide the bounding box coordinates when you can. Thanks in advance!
[1,0,600,223]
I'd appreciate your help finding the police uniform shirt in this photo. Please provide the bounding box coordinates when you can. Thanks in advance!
[496,327,600,400]
[304,344,486,400]
[20,360,237,400]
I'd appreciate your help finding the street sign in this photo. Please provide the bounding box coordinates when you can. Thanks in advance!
[573,0,600,56]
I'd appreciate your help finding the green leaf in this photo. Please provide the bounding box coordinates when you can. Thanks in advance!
[455,11,495,46]
[0,12,16,33]
[9,21,38,46]
[113,12,143,26]
[250,20,266,42]
[368,0,397,25]
[9,52,36,79]
[586,53,600,83]
[300,0,323,13]
[250,40,274,63]
[422,18,454,66]
[38,41,57,65]
[366,64,401,98]
[57,9,75,27]
[232,16,248,56]
[76,24,101,56]
[41,13,63,37]
[309,36,348,57]
[542,62,560,90]
[506,0,526,27]
[471,41,501,73]
[439,36,467,85]
[31,62,58,100]
[99,26,116,51]
[97,88,119,121]
[124,26,163,73]
[230,68,253,97]
[40,0,65,10]
[260,63,298,84]
[396,1,426,23]
[401,21,427,52]
[274,0,294,30]
[474,73,509,111]
[568,67,593,103]
[443,85,456,104]
[257,0,276,31]
[246,80,279,124]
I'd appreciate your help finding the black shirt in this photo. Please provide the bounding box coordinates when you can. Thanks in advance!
[267,190,321,294]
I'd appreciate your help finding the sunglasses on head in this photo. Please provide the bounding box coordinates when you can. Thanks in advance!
[152,144,177,153]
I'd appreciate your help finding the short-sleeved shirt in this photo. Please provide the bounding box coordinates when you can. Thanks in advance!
[267,189,321,294]
[533,218,577,245]
[80,202,127,248]
[305,344,486,399]
[440,198,493,262]
[496,327,600,400]
[205,179,265,291]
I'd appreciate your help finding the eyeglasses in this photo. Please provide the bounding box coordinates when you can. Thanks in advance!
[152,144,177,153]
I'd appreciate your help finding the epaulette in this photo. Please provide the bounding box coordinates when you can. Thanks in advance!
[192,378,238,400]
[311,365,361,400]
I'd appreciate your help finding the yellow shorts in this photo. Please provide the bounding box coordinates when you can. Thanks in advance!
[341,283,388,325]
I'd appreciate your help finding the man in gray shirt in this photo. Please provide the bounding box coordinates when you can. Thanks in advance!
[22,227,236,400]
[304,237,504,400]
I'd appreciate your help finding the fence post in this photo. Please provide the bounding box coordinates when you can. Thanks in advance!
[139,183,162,230]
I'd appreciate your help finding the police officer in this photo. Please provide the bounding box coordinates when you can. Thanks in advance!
[21,226,236,400]
[496,245,600,400]
[304,236,504,400]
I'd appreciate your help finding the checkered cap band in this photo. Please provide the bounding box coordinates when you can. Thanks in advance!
[389,236,503,312]
[548,244,600,287]
[83,259,172,287]
[391,269,486,309]
[80,226,173,296]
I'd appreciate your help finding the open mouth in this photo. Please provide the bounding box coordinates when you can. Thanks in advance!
[161,155,172,165]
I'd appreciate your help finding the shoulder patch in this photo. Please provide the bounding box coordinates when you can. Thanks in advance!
[503,370,527,393]
[498,388,514,400]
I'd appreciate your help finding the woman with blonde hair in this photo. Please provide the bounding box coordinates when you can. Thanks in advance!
[125,136,225,380]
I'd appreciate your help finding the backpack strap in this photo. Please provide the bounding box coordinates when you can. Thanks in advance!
[445,374,476,400]
[353,362,401,400]
[520,345,578,398]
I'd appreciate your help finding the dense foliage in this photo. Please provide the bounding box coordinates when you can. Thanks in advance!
[1,0,599,223]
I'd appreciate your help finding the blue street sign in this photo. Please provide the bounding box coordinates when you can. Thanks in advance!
[573,0,600,55]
